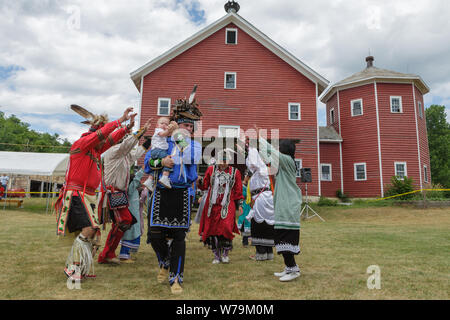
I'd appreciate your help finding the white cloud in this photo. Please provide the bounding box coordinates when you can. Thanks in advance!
[1,0,449,143]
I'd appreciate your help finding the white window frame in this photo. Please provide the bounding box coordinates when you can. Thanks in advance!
[354,163,367,181]
[418,101,423,118]
[288,103,301,121]
[224,72,236,89]
[329,108,335,124]
[225,28,238,44]
[394,162,407,180]
[351,98,363,117]
[157,97,171,116]
[390,96,403,113]
[423,165,429,183]
[320,163,332,181]
[218,125,240,138]
[294,159,302,178]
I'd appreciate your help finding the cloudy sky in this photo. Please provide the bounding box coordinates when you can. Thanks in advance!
[1,0,449,143]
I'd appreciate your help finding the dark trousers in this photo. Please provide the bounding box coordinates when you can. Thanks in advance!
[149,226,187,285]
[282,252,297,268]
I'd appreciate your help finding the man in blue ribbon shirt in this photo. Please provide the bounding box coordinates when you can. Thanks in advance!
[144,91,202,294]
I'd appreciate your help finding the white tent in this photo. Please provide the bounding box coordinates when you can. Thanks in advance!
[0,151,69,211]
[0,151,69,176]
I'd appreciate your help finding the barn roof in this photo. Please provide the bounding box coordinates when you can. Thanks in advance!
[320,58,430,103]
[130,11,329,95]
[319,126,343,143]
[0,151,69,176]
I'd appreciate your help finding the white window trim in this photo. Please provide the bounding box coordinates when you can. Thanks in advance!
[418,101,423,118]
[390,96,403,113]
[394,161,407,180]
[288,102,301,121]
[351,98,363,117]
[329,108,335,124]
[295,159,302,178]
[354,162,367,181]
[320,163,332,181]
[157,97,171,116]
[224,72,236,89]
[218,125,240,138]
[225,28,238,44]
[423,165,429,183]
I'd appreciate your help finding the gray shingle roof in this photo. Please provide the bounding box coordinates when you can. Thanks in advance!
[319,126,342,142]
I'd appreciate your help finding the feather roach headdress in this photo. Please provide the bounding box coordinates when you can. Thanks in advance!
[70,104,109,129]
[171,85,203,123]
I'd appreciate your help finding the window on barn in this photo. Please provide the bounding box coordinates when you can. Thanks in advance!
[294,159,302,178]
[351,99,363,116]
[226,28,237,44]
[158,98,171,116]
[423,165,429,183]
[395,162,407,180]
[330,108,335,124]
[218,125,240,138]
[224,72,236,89]
[390,96,403,113]
[321,164,332,181]
[418,101,423,118]
[289,103,301,120]
[354,163,367,181]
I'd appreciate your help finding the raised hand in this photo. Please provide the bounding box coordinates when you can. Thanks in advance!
[119,107,134,123]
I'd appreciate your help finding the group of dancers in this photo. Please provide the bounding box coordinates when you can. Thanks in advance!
[55,90,303,295]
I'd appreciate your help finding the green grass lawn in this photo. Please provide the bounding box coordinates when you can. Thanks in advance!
[0,198,448,300]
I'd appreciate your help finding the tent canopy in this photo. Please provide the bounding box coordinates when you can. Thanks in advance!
[0,151,69,176]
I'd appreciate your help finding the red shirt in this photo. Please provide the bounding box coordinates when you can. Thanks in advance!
[66,120,128,193]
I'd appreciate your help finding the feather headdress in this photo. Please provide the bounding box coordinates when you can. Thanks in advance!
[171,85,203,122]
[71,104,109,128]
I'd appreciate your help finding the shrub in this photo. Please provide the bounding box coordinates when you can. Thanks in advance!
[317,196,338,206]
[336,189,351,203]
[422,183,449,200]
[384,176,415,200]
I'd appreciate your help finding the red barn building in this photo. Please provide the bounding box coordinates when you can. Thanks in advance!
[320,56,431,198]
[130,4,329,197]
[130,2,431,199]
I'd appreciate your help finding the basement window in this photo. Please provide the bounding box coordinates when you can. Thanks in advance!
[226,28,237,44]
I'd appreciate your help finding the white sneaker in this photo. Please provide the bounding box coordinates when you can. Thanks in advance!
[279,272,301,282]
[274,269,288,277]
[221,256,230,264]
[212,258,221,264]
[159,175,172,189]
[143,178,154,191]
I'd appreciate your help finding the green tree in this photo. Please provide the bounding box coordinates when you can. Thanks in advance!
[425,105,450,187]
[0,112,71,153]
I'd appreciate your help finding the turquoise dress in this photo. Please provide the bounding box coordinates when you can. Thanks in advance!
[237,185,251,237]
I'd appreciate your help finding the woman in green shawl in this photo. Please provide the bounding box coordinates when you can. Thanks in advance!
[255,126,302,282]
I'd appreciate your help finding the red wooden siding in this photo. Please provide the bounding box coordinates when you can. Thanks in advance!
[377,82,421,191]
[326,93,340,133]
[414,85,432,185]
[319,142,342,197]
[338,83,382,197]
[139,23,320,195]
